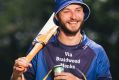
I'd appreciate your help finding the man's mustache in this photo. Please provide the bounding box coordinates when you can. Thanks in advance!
[67,19,80,23]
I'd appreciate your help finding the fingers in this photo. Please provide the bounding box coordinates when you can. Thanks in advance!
[55,72,71,77]
[54,72,70,80]
[54,72,82,80]
[13,57,32,73]
[54,75,66,80]
[16,57,32,67]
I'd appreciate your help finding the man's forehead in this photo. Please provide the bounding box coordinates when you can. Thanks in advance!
[63,3,83,10]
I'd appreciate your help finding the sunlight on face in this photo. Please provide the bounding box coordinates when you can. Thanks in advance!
[57,4,84,34]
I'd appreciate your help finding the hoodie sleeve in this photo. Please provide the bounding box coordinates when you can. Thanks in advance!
[96,46,112,80]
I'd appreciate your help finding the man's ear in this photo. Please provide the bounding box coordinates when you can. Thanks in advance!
[54,15,58,21]
[53,14,60,26]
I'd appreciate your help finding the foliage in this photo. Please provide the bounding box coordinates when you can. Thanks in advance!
[0,0,118,80]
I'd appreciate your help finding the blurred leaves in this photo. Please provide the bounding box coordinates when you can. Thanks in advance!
[0,0,119,80]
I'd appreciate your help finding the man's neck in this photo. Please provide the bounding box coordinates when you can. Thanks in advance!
[58,31,82,46]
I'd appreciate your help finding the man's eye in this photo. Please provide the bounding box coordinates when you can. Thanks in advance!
[76,9,81,12]
[63,10,70,13]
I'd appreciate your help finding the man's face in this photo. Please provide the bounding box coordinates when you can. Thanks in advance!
[57,4,84,35]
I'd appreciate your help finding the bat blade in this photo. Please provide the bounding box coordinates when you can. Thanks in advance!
[26,13,58,62]
[39,13,56,34]
[33,13,58,43]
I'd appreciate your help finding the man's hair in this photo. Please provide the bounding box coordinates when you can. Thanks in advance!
[53,0,90,26]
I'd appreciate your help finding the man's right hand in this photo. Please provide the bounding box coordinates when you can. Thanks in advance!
[11,57,32,80]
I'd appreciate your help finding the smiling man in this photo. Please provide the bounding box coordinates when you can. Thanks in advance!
[11,0,112,80]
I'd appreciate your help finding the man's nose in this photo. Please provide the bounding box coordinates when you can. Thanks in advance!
[70,11,77,20]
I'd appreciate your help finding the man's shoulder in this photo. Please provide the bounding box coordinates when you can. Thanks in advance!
[82,34,102,49]
[87,39,103,49]
[84,36,106,55]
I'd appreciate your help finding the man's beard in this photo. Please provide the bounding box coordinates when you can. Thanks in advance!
[59,21,84,36]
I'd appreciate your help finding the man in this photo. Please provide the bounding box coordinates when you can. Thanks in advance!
[11,0,112,80]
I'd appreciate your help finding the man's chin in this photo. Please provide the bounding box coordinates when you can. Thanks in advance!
[64,29,80,35]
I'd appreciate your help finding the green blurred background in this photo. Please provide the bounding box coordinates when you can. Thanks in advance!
[0,0,118,80]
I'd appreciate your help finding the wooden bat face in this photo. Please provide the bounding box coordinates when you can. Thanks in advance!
[33,13,58,43]
[26,13,58,62]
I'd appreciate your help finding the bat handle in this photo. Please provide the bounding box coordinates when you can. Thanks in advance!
[14,43,43,73]
[26,26,58,63]
[26,43,44,63]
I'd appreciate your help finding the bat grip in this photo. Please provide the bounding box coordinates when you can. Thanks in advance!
[15,42,44,72]
[26,43,44,63]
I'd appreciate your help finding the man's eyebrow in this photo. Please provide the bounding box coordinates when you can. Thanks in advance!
[76,6,83,9]
[64,6,83,10]
[63,8,70,11]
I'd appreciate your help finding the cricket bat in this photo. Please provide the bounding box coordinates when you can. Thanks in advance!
[26,13,58,63]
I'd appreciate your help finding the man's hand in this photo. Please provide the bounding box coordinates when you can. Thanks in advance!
[54,72,82,80]
[11,57,32,80]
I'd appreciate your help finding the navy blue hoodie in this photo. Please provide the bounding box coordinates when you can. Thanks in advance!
[24,34,112,80]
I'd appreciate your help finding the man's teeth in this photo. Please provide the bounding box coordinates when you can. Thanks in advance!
[69,22,77,24]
